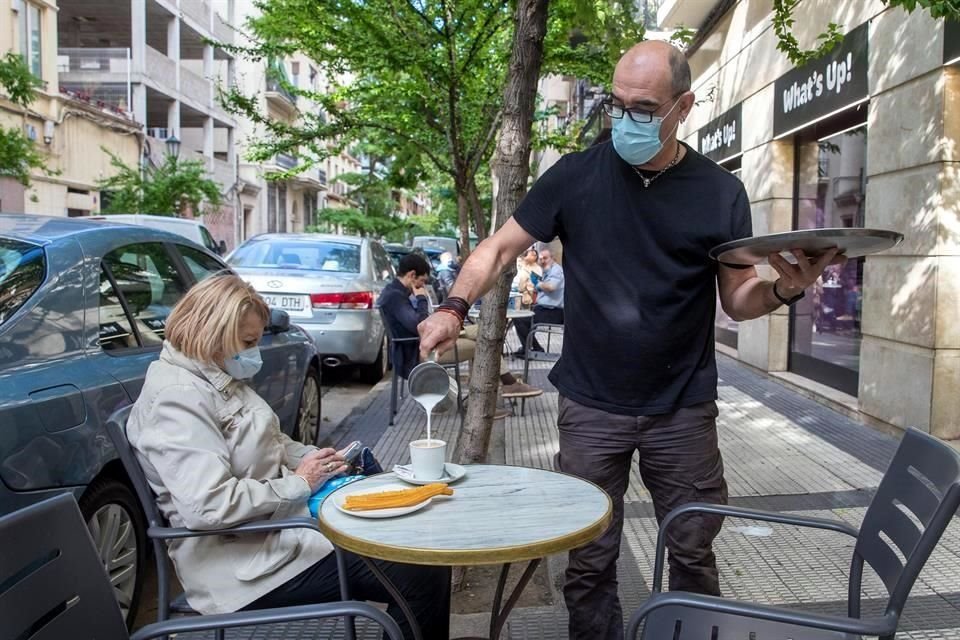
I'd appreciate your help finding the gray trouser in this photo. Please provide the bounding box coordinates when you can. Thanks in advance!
[555,395,727,640]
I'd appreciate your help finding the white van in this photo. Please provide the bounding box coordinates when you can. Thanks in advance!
[411,235,459,257]
[89,214,226,255]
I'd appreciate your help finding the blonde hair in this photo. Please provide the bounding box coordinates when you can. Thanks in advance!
[165,274,270,363]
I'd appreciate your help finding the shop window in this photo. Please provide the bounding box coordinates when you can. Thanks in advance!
[789,119,867,395]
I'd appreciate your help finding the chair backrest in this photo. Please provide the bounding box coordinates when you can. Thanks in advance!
[0,494,130,640]
[105,405,166,530]
[855,427,960,615]
[378,305,402,342]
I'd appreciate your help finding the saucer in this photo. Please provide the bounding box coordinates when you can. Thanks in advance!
[392,463,467,485]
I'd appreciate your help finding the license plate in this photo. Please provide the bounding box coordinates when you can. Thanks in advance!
[261,293,311,317]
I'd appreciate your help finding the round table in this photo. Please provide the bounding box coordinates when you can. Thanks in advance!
[318,464,611,640]
[467,307,535,321]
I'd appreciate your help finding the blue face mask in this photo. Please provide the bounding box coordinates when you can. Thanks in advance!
[224,346,262,380]
[611,98,682,166]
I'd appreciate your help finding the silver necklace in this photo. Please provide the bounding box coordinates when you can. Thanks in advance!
[632,144,683,188]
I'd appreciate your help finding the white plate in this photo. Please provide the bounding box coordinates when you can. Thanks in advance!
[332,482,435,519]
[392,463,467,486]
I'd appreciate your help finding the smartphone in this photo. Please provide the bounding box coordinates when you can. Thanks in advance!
[339,441,364,465]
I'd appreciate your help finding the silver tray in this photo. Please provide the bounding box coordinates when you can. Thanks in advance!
[709,228,903,266]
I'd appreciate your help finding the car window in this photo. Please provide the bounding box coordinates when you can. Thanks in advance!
[199,226,218,252]
[176,244,229,283]
[101,243,188,348]
[228,240,361,273]
[0,238,45,327]
[98,267,138,351]
[371,243,393,281]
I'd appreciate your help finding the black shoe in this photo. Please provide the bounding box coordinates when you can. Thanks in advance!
[511,349,526,358]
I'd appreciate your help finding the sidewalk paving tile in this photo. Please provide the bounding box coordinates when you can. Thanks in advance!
[177,336,960,639]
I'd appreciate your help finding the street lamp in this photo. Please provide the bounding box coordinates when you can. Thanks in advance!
[165,134,181,159]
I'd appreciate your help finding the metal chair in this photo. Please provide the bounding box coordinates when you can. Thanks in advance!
[519,322,564,416]
[379,307,464,426]
[0,493,403,640]
[104,406,364,640]
[627,427,960,640]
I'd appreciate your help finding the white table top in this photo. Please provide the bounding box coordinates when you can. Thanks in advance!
[318,464,611,566]
[467,308,535,320]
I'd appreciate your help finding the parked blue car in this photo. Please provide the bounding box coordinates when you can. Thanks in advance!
[0,214,323,625]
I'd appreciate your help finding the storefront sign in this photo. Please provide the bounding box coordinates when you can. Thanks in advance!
[773,22,869,138]
[945,19,960,65]
[698,103,741,163]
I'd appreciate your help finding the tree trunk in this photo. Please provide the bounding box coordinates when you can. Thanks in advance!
[453,0,550,467]
[455,174,473,260]
[466,176,488,242]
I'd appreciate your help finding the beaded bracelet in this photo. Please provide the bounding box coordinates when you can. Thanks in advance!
[441,296,470,315]
[435,306,465,326]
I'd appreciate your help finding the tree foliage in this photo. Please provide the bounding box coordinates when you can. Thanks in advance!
[774,0,960,66]
[221,0,642,255]
[0,53,46,187]
[221,0,513,254]
[97,151,222,216]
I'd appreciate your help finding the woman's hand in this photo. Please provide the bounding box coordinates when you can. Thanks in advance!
[295,448,349,493]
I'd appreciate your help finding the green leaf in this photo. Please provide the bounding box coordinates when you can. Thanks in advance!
[97,149,223,216]
[0,53,41,108]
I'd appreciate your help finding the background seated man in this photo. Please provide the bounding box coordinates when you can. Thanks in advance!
[513,248,564,357]
[380,254,542,406]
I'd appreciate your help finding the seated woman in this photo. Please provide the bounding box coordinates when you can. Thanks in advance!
[127,274,449,640]
[380,254,543,406]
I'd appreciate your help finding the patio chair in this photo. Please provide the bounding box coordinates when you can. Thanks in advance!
[0,493,403,640]
[104,406,365,640]
[379,307,465,426]
[626,427,960,640]
[519,322,564,416]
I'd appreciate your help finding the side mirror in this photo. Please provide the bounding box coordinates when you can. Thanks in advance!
[268,308,291,334]
[217,240,228,256]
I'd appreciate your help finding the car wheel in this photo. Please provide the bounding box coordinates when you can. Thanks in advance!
[295,365,322,445]
[358,337,387,385]
[78,477,147,628]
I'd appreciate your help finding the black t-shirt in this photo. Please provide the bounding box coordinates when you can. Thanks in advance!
[513,141,752,416]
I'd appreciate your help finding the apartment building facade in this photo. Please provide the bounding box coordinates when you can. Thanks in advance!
[230,0,328,241]
[56,0,239,245]
[1,0,141,216]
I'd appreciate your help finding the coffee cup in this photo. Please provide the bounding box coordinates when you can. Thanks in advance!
[409,439,447,480]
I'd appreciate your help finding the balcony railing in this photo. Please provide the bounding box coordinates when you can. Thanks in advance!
[266,79,297,108]
[57,48,133,117]
[144,46,177,88]
[180,64,212,106]
[213,13,234,46]
[181,0,211,29]
[211,157,235,188]
[273,153,298,170]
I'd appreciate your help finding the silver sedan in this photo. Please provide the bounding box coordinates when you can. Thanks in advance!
[229,233,394,383]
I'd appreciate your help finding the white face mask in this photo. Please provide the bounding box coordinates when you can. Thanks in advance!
[223,346,263,380]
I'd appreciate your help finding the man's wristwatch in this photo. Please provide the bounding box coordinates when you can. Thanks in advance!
[773,280,805,306]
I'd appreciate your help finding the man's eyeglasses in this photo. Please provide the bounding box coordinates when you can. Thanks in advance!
[601,95,682,123]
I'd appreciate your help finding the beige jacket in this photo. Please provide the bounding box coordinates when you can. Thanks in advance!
[127,343,333,614]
